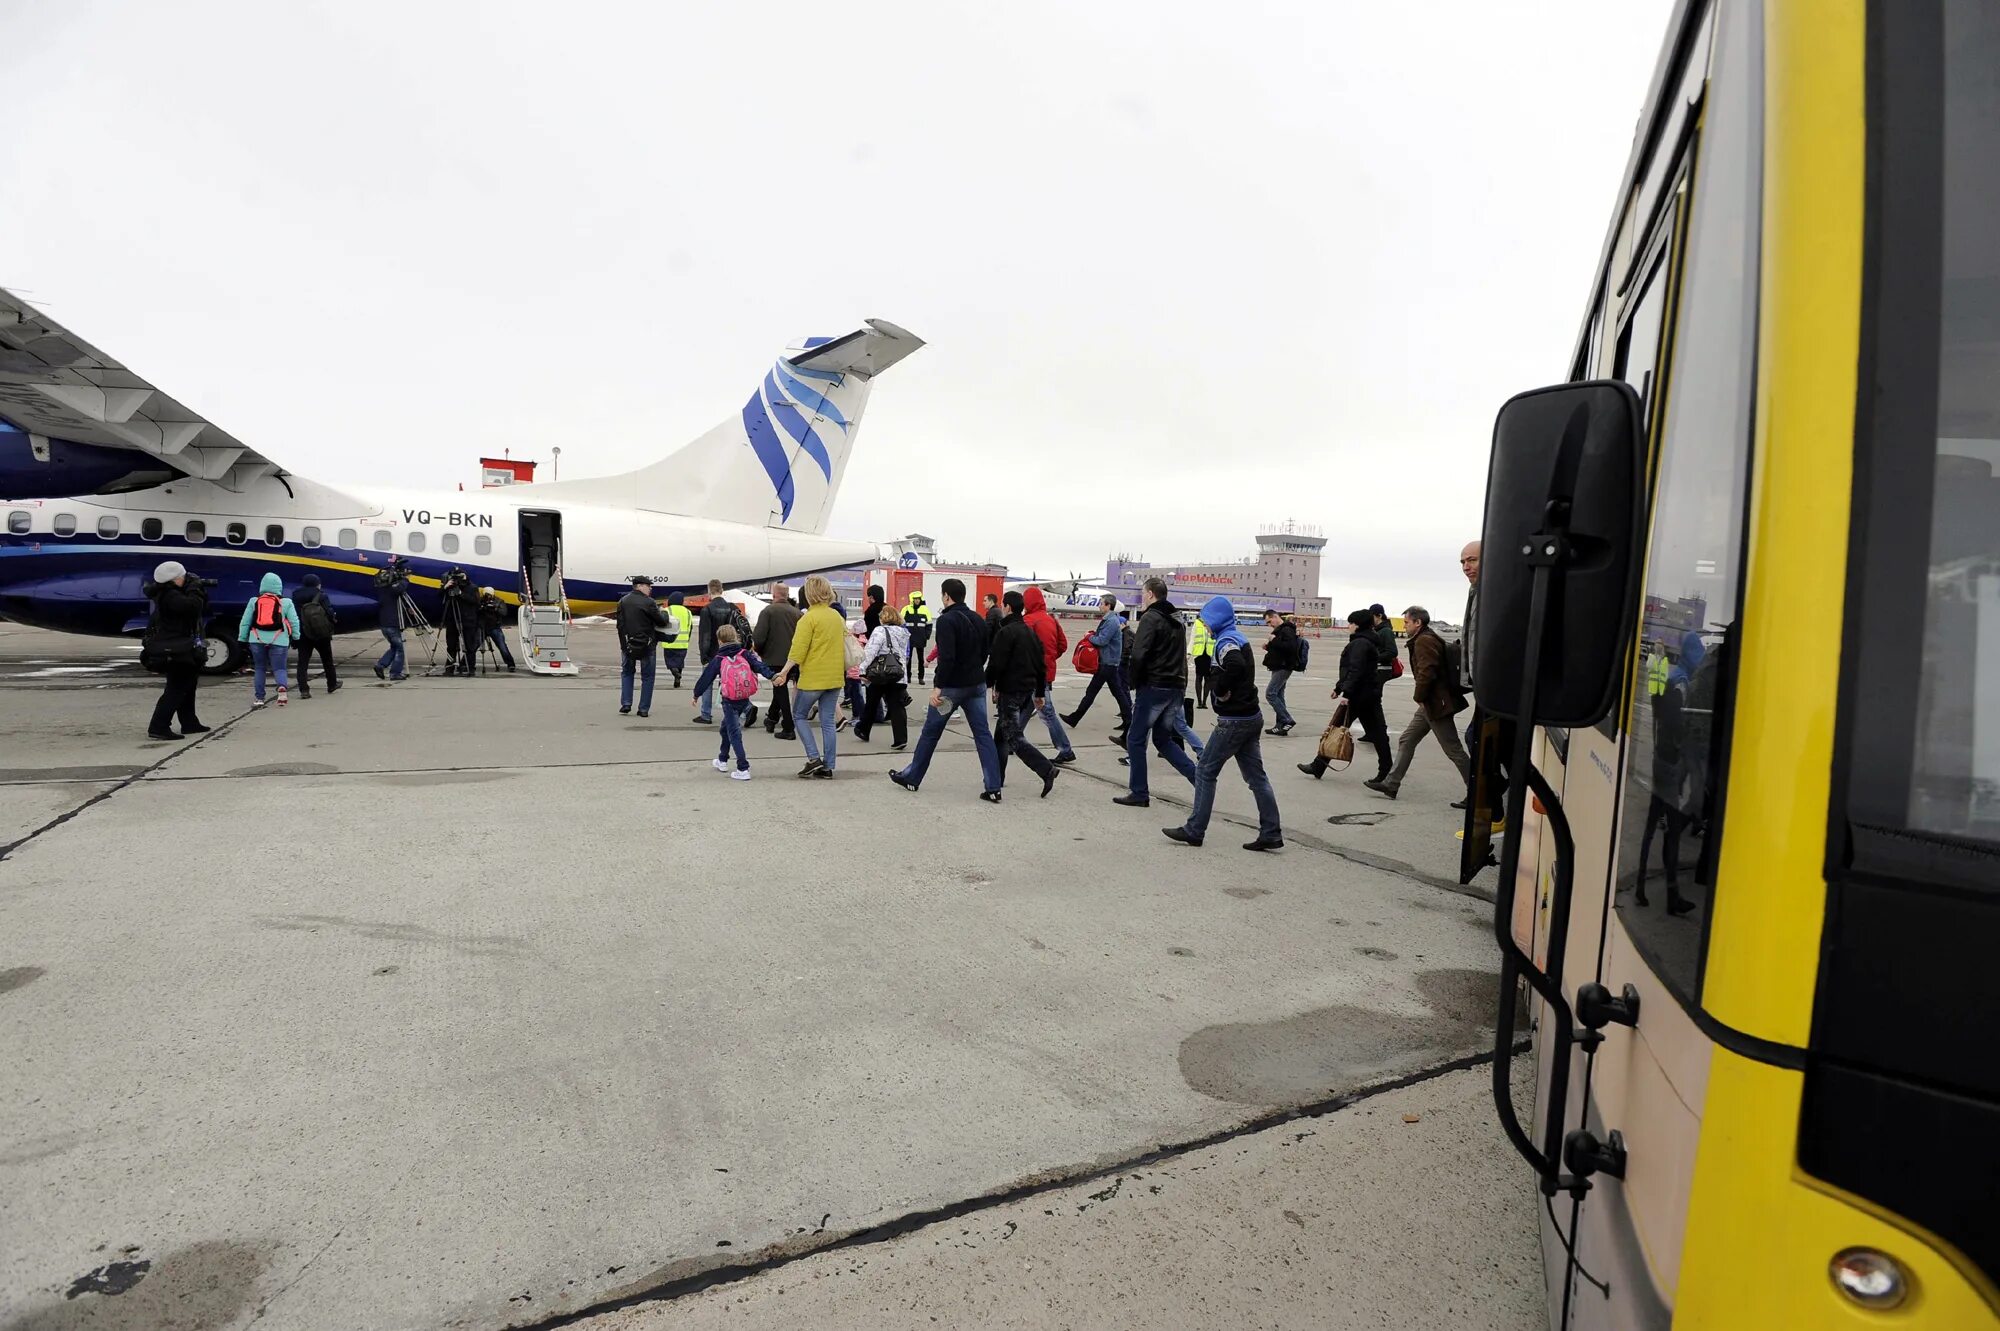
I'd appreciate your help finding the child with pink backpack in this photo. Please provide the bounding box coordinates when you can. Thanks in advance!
[689,625,775,779]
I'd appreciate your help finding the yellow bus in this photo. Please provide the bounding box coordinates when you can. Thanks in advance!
[1467,0,1998,1325]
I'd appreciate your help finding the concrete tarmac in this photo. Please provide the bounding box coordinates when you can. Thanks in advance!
[0,616,1529,1331]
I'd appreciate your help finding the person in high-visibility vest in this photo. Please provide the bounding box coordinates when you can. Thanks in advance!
[903,591,933,684]
[1645,642,1669,713]
[661,591,695,688]
[1189,612,1215,709]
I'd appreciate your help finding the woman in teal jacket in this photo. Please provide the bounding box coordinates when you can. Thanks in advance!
[237,571,301,706]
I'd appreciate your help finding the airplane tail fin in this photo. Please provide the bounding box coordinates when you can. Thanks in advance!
[535,319,922,535]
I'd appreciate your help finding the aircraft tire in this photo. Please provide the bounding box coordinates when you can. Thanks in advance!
[200,627,246,676]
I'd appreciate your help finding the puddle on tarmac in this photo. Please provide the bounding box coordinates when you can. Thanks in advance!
[5,1239,270,1331]
[1177,968,1508,1106]
[225,763,341,777]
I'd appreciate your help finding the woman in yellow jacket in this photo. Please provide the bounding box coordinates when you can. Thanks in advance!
[776,574,848,778]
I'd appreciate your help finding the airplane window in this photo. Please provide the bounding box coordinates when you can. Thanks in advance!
[301,526,321,548]
[142,518,163,541]
[338,528,357,549]
[407,532,426,553]
[372,530,392,551]
[474,535,492,556]
[225,522,247,545]
[5,511,27,534]
[441,533,459,554]
[98,516,120,538]
[185,520,206,543]
[264,524,284,547]
[53,512,77,536]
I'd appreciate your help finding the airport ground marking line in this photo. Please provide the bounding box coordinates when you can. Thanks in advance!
[0,705,260,861]
[508,1041,1530,1331]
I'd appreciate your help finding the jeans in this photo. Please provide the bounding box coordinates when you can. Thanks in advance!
[718,698,750,770]
[483,626,516,667]
[662,647,687,684]
[697,656,716,720]
[620,649,657,711]
[248,641,289,700]
[795,687,842,769]
[1183,715,1282,842]
[1266,668,1296,728]
[149,661,201,734]
[377,625,405,677]
[1073,664,1132,727]
[899,685,1002,791]
[1168,699,1206,757]
[1127,686,1201,797]
[1384,706,1471,793]
[994,693,1054,787]
[1038,696,1073,754]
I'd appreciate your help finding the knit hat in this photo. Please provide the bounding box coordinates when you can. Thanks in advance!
[153,560,186,582]
[301,573,321,588]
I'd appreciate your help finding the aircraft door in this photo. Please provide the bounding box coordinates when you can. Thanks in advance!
[519,510,561,603]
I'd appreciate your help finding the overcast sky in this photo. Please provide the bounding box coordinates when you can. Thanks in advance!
[4,0,1670,615]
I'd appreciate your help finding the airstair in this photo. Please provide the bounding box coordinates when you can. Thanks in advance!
[516,508,579,676]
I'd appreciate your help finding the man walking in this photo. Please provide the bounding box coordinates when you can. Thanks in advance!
[1458,538,1511,821]
[1115,578,1201,808]
[1190,608,1214,708]
[615,576,669,717]
[753,583,802,741]
[1370,605,1470,800]
[1163,597,1283,851]
[983,592,1004,636]
[1061,594,1131,738]
[903,591,932,684]
[1298,609,1393,782]
[1262,609,1302,736]
[661,591,694,688]
[889,578,1003,799]
[293,573,339,697]
[986,590,1059,800]
[1369,605,1398,678]
[1020,586,1077,762]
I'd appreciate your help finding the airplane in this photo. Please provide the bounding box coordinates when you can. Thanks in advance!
[0,287,922,673]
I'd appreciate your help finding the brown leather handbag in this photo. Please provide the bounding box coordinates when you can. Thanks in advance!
[1317,698,1354,768]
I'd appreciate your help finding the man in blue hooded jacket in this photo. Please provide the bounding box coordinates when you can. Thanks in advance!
[1164,597,1283,851]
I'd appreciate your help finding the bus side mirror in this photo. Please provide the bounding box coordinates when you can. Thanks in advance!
[1474,381,1645,727]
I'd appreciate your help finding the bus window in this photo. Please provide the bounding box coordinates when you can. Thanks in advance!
[1611,7,1762,998]
[53,513,76,536]
[141,518,163,541]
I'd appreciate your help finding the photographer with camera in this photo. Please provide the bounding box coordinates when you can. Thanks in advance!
[477,586,516,671]
[141,560,214,741]
[441,567,481,676]
[374,556,411,681]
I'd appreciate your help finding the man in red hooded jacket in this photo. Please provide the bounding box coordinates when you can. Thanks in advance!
[1021,587,1079,764]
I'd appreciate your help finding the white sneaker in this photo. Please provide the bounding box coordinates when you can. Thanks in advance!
[711,758,729,772]
[730,768,752,781]
[252,697,266,707]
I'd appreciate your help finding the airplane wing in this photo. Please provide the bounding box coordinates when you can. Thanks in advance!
[0,287,278,491]
[785,319,925,379]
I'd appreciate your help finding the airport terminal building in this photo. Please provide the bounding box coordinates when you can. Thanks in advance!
[1105,524,1331,620]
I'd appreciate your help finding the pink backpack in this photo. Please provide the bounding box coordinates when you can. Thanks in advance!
[718,652,760,702]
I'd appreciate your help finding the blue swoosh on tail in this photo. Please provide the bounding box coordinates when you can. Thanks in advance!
[740,391,795,522]
[771,362,849,433]
[762,372,833,482]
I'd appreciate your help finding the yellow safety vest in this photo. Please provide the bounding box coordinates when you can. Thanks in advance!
[663,603,693,650]
[905,599,931,627]
[1190,619,1214,657]
[1646,653,1668,696]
